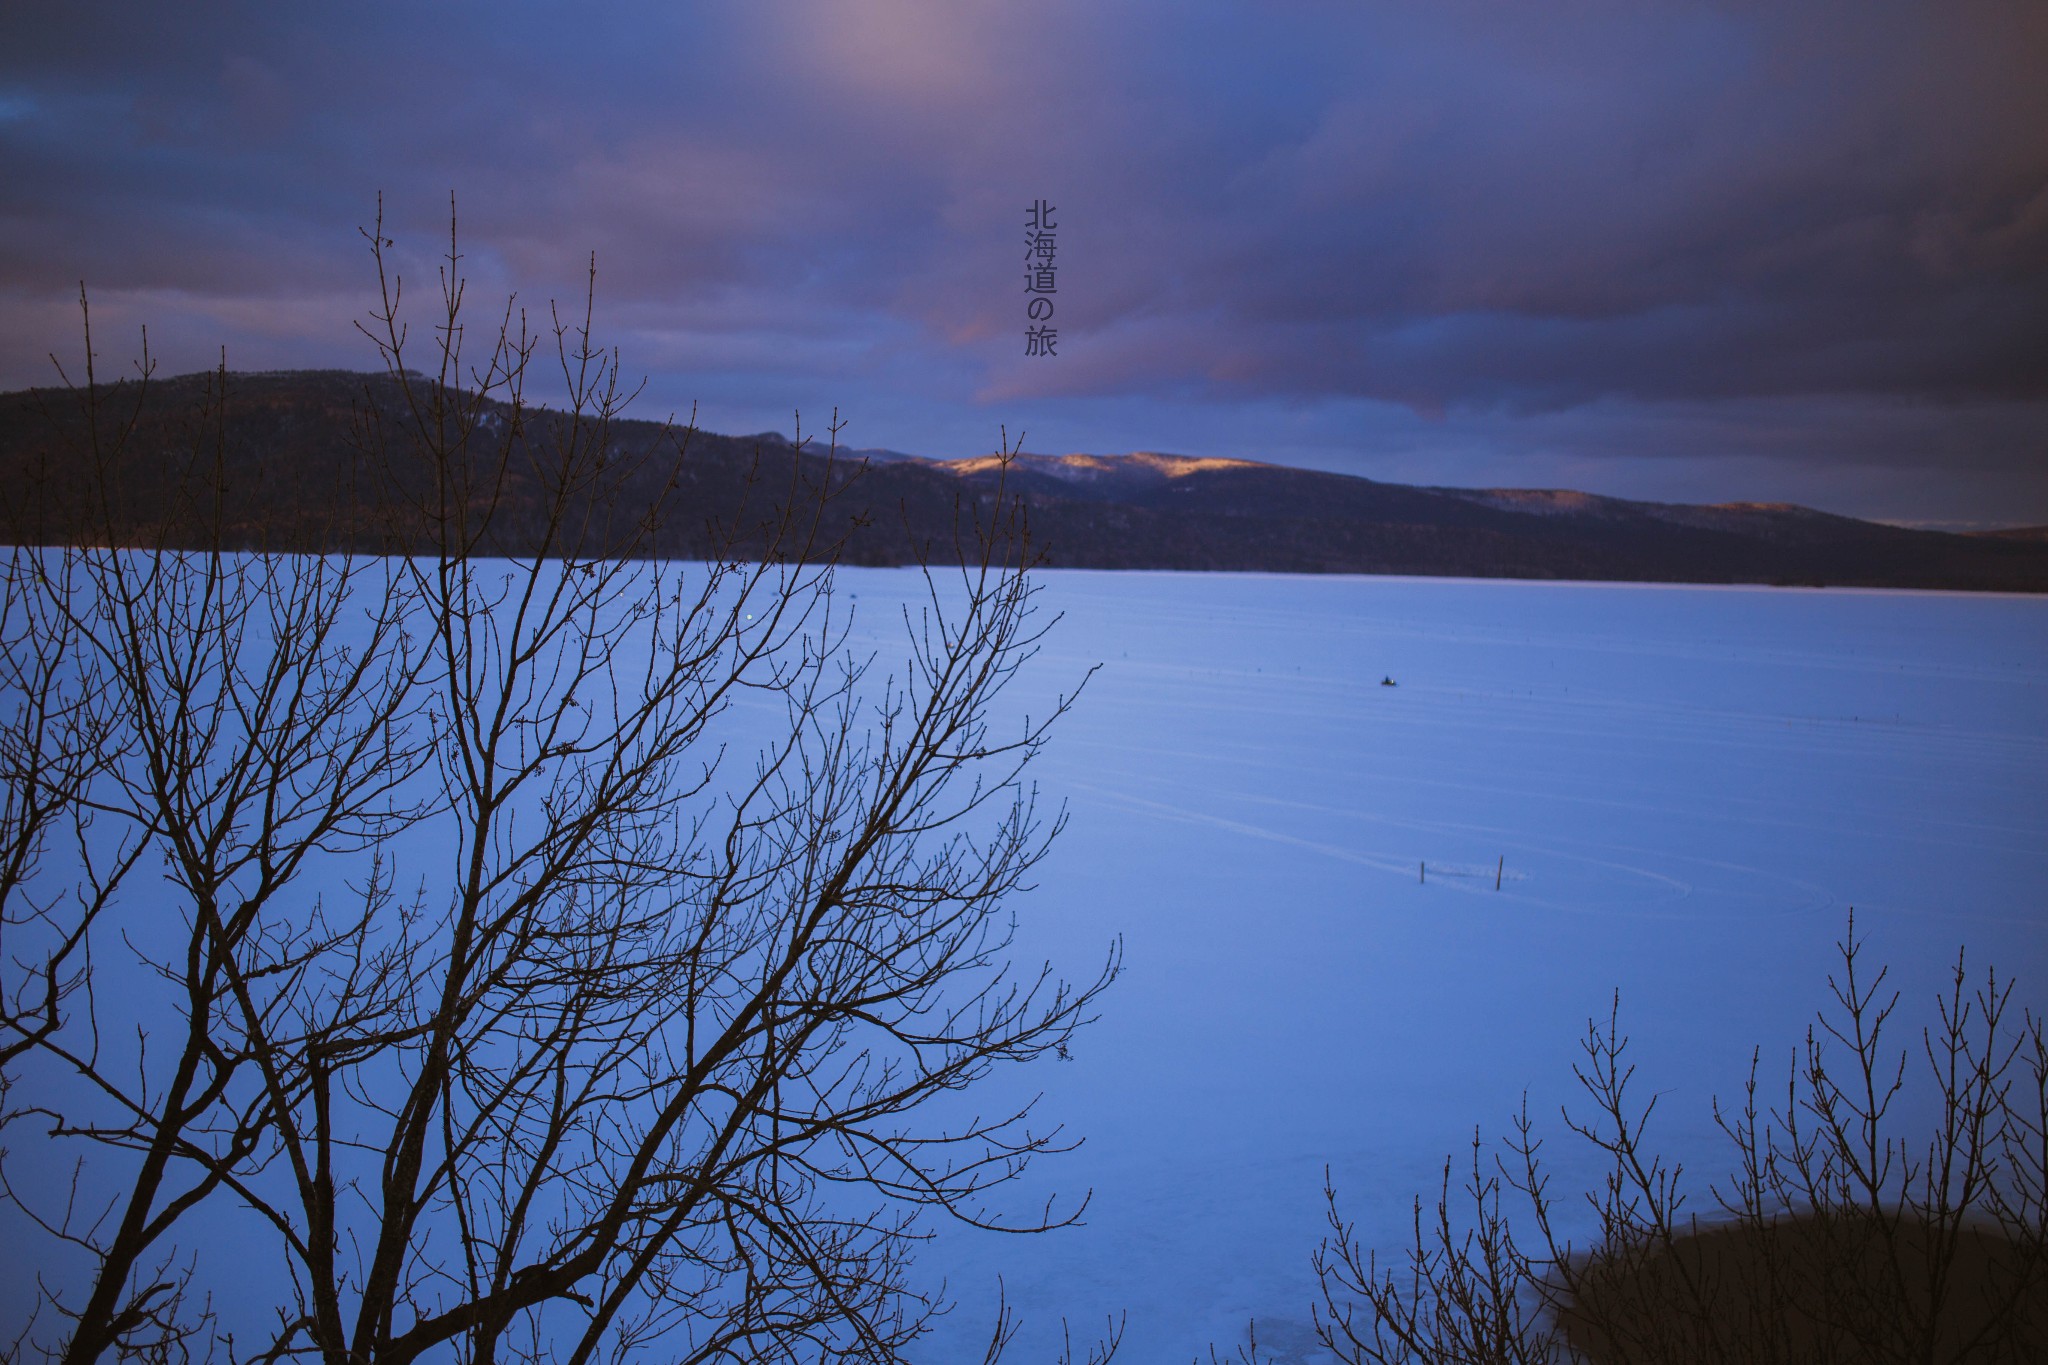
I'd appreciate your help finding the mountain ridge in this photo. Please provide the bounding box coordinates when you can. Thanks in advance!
[3,370,2043,592]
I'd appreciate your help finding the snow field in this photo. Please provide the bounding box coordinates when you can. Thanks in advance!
[846,570,2048,1364]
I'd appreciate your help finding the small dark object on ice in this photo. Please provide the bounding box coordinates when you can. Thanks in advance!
[1380,675,1397,687]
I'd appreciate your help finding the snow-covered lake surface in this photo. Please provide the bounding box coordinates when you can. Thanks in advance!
[7,564,2041,1364]
[820,569,2048,1365]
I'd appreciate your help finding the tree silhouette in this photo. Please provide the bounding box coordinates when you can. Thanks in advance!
[0,201,1120,1365]
[1311,917,2047,1364]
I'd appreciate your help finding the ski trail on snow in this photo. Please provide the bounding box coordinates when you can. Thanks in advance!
[1065,777,1709,916]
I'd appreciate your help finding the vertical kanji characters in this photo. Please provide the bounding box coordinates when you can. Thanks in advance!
[1026,200,1058,357]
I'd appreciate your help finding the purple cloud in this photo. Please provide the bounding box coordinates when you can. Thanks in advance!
[2,0,2043,521]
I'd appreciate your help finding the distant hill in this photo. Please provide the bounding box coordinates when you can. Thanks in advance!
[4,370,2044,593]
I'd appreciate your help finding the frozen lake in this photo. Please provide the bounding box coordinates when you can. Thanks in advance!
[6,564,2042,1364]
[820,569,2048,1365]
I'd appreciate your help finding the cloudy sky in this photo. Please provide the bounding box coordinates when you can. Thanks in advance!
[4,1,2044,524]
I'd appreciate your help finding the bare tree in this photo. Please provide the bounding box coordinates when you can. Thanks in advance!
[1311,915,2048,1365]
[0,203,1120,1365]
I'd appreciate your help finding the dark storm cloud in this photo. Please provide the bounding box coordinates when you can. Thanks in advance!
[983,1,2048,413]
[2,0,2043,519]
